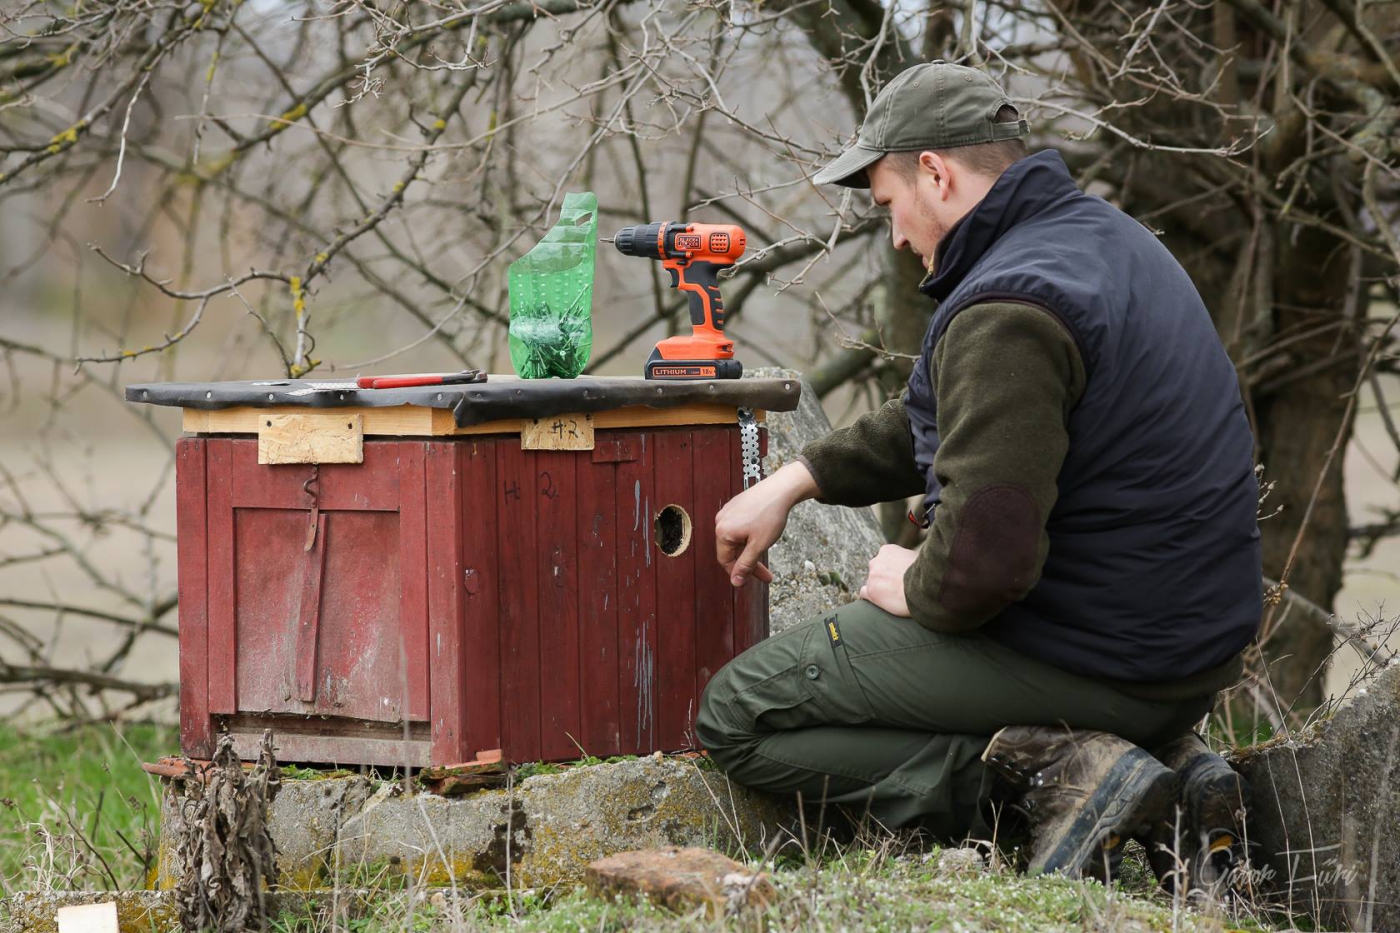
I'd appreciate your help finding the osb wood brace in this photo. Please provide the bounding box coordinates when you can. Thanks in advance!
[185,402,764,438]
[257,411,364,464]
[521,412,594,450]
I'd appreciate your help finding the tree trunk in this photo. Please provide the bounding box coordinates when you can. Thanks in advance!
[1251,216,1358,710]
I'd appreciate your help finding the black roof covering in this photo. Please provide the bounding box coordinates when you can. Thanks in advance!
[126,375,801,428]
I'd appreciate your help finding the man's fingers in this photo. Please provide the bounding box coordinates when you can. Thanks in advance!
[729,560,773,587]
[731,545,765,586]
[717,529,746,581]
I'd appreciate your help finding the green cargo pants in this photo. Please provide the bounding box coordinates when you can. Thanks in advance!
[694,598,1215,842]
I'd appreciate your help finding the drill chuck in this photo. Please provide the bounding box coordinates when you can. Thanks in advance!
[613,223,665,259]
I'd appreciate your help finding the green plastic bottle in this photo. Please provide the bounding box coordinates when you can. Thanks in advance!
[507,192,598,379]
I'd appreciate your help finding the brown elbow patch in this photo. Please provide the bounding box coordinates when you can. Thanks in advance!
[938,484,1041,616]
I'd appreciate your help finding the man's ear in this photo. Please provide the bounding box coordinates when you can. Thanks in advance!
[918,151,952,199]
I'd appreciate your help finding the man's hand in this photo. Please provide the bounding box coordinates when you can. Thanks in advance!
[716,461,820,587]
[859,544,918,616]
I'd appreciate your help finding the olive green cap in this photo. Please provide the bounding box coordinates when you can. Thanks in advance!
[813,61,1029,189]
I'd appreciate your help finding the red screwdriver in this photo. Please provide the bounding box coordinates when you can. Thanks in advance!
[355,370,486,389]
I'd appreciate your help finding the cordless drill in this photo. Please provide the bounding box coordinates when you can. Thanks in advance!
[612,221,746,380]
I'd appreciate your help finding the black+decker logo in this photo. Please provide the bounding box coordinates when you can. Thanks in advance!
[675,234,703,251]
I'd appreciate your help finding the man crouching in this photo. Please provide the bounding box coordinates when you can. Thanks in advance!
[697,61,1258,890]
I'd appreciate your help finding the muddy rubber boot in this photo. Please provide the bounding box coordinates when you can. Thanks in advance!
[981,725,1178,880]
[1138,732,1249,896]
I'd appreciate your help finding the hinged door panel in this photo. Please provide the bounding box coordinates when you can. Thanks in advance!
[205,438,429,725]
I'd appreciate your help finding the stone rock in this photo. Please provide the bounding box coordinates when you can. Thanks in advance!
[744,368,887,634]
[1232,658,1400,931]
[156,754,793,891]
[585,846,775,916]
[935,846,987,876]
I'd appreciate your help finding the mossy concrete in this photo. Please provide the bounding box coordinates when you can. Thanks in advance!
[1233,658,1400,931]
[1,890,179,933]
[0,889,384,933]
[155,754,793,892]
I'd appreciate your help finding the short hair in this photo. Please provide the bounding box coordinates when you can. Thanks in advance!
[884,104,1029,181]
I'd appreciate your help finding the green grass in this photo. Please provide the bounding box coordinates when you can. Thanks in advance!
[0,720,176,894]
[279,763,360,781]
[510,753,640,781]
[262,847,1282,933]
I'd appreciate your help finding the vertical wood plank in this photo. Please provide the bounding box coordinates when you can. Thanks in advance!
[461,440,502,757]
[205,438,237,714]
[616,432,657,753]
[427,441,469,764]
[576,442,619,756]
[175,438,212,757]
[652,430,695,750]
[498,439,542,762]
[398,442,430,720]
[535,449,580,760]
[690,426,736,715]
[299,509,404,721]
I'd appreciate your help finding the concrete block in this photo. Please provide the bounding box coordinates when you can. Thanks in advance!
[157,754,793,891]
[744,368,886,635]
[2,891,177,933]
[1233,658,1400,930]
[1,890,387,933]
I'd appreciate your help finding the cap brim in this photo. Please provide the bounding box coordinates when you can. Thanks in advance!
[812,144,884,188]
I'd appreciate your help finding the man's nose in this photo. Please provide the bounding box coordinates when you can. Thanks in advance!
[890,222,907,252]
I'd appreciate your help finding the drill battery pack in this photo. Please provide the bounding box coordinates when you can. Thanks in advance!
[644,348,743,380]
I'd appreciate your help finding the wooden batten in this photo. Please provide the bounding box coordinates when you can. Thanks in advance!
[184,402,764,437]
[520,412,595,450]
[258,411,364,464]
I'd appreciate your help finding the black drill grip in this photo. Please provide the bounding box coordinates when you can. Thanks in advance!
[676,261,726,330]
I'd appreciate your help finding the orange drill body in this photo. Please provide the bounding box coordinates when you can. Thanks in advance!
[612,221,747,380]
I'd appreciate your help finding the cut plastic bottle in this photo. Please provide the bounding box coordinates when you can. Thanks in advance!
[507,192,598,379]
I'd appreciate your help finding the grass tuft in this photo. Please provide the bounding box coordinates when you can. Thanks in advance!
[0,720,175,894]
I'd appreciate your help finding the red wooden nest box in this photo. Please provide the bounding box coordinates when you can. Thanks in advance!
[128,375,800,767]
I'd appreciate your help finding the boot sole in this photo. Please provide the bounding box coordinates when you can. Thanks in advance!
[1033,748,1179,879]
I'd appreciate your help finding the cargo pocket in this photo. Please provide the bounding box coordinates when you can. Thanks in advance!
[718,623,828,736]
[799,611,876,726]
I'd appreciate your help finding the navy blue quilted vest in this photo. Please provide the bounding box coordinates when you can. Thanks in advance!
[905,149,1262,682]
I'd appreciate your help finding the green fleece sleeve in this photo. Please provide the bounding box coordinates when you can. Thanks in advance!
[796,389,926,507]
[903,302,1086,633]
